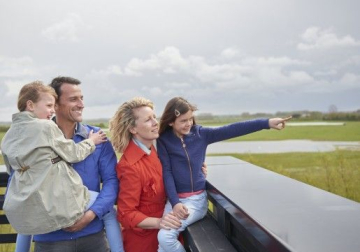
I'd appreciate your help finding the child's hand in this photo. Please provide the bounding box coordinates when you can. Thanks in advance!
[202,162,208,178]
[269,116,292,130]
[89,130,107,145]
[173,203,189,220]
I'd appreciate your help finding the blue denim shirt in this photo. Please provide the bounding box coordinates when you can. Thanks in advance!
[34,122,118,242]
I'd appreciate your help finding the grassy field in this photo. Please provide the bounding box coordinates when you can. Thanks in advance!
[209,150,360,203]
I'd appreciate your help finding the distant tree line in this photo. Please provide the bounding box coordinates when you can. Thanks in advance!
[286,110,360,121]
[196,109,360,123]
[322,111,360,121]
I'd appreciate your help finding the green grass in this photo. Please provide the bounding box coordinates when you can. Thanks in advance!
[209,150,360,202]
[0,132,5,141]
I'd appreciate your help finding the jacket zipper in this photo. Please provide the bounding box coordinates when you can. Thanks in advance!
[180,137,194,192]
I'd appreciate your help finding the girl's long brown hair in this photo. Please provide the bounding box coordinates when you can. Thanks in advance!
[159,97,197,135]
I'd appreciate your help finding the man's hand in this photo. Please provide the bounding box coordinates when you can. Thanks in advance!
[63,210,96,232]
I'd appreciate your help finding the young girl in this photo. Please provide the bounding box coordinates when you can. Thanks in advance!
[1,81,124,252]
[156,97,291,252]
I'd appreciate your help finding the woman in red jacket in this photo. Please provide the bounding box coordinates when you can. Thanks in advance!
[109,97,182,252]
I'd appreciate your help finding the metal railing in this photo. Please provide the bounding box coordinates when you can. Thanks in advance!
[0,169,17,246]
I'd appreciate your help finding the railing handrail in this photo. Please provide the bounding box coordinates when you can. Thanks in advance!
[205,156,360,252]
[0,169,17,246]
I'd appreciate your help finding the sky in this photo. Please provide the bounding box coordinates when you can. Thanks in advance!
[1,0,359,122]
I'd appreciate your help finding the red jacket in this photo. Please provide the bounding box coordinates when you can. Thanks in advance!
[117,140,166,252]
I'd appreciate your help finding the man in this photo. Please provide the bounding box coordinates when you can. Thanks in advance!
[33,77,119,252]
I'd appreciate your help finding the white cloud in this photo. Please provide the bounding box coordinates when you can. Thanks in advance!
[92,46,343,95]
[41,13,89,43]
[142,86,163,96]
[339,72,360,87]
[289,71,314,83]
[220,47,241,59]
[297,27,360,51]
[0,79,30,115]
[4,79,29,96]
[337,55,360,68]
[0,56,33,67]
[91,65,123,76]
[314,69,338,76]
[249,57,310,67]
[0,56,37,78]
[116,47,311,90]
[165,82,192,88]
[124,47,188,76]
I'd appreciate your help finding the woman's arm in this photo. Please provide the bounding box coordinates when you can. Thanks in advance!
[117,162,146,228]
[138,213,181,230]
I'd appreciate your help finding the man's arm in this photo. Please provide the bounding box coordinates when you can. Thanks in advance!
[89,140,118,218]
[64,140,118,232]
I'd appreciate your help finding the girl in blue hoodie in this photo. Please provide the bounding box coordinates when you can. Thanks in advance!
[157,97,291,252]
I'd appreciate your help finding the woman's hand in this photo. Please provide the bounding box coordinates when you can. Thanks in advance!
[173,203,189,220]
[269,116,292,130]
[159,211,182,230]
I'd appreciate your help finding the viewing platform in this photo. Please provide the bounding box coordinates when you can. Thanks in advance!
[202,156,360,252]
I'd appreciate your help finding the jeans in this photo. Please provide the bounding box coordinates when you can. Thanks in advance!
[158,191,208,252]
[88,191,124,252]
[15,191,124,252]
[102,206,124,252]
[15,234,32,252]
[34,230,109,252]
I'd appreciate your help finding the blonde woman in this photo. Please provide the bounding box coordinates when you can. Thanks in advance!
[109,97,182,252]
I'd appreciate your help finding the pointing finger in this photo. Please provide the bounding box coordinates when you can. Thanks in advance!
[283,116,292,122]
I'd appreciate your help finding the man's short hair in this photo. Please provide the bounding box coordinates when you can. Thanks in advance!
[49,76,81,98]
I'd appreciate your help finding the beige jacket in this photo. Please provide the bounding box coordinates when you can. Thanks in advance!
[1,111,95,235]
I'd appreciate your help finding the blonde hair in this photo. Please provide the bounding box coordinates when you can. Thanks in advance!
[109,97,154,153]
[17,81,58,112]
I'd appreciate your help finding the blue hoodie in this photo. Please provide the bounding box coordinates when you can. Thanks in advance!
[157,119,269,207]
